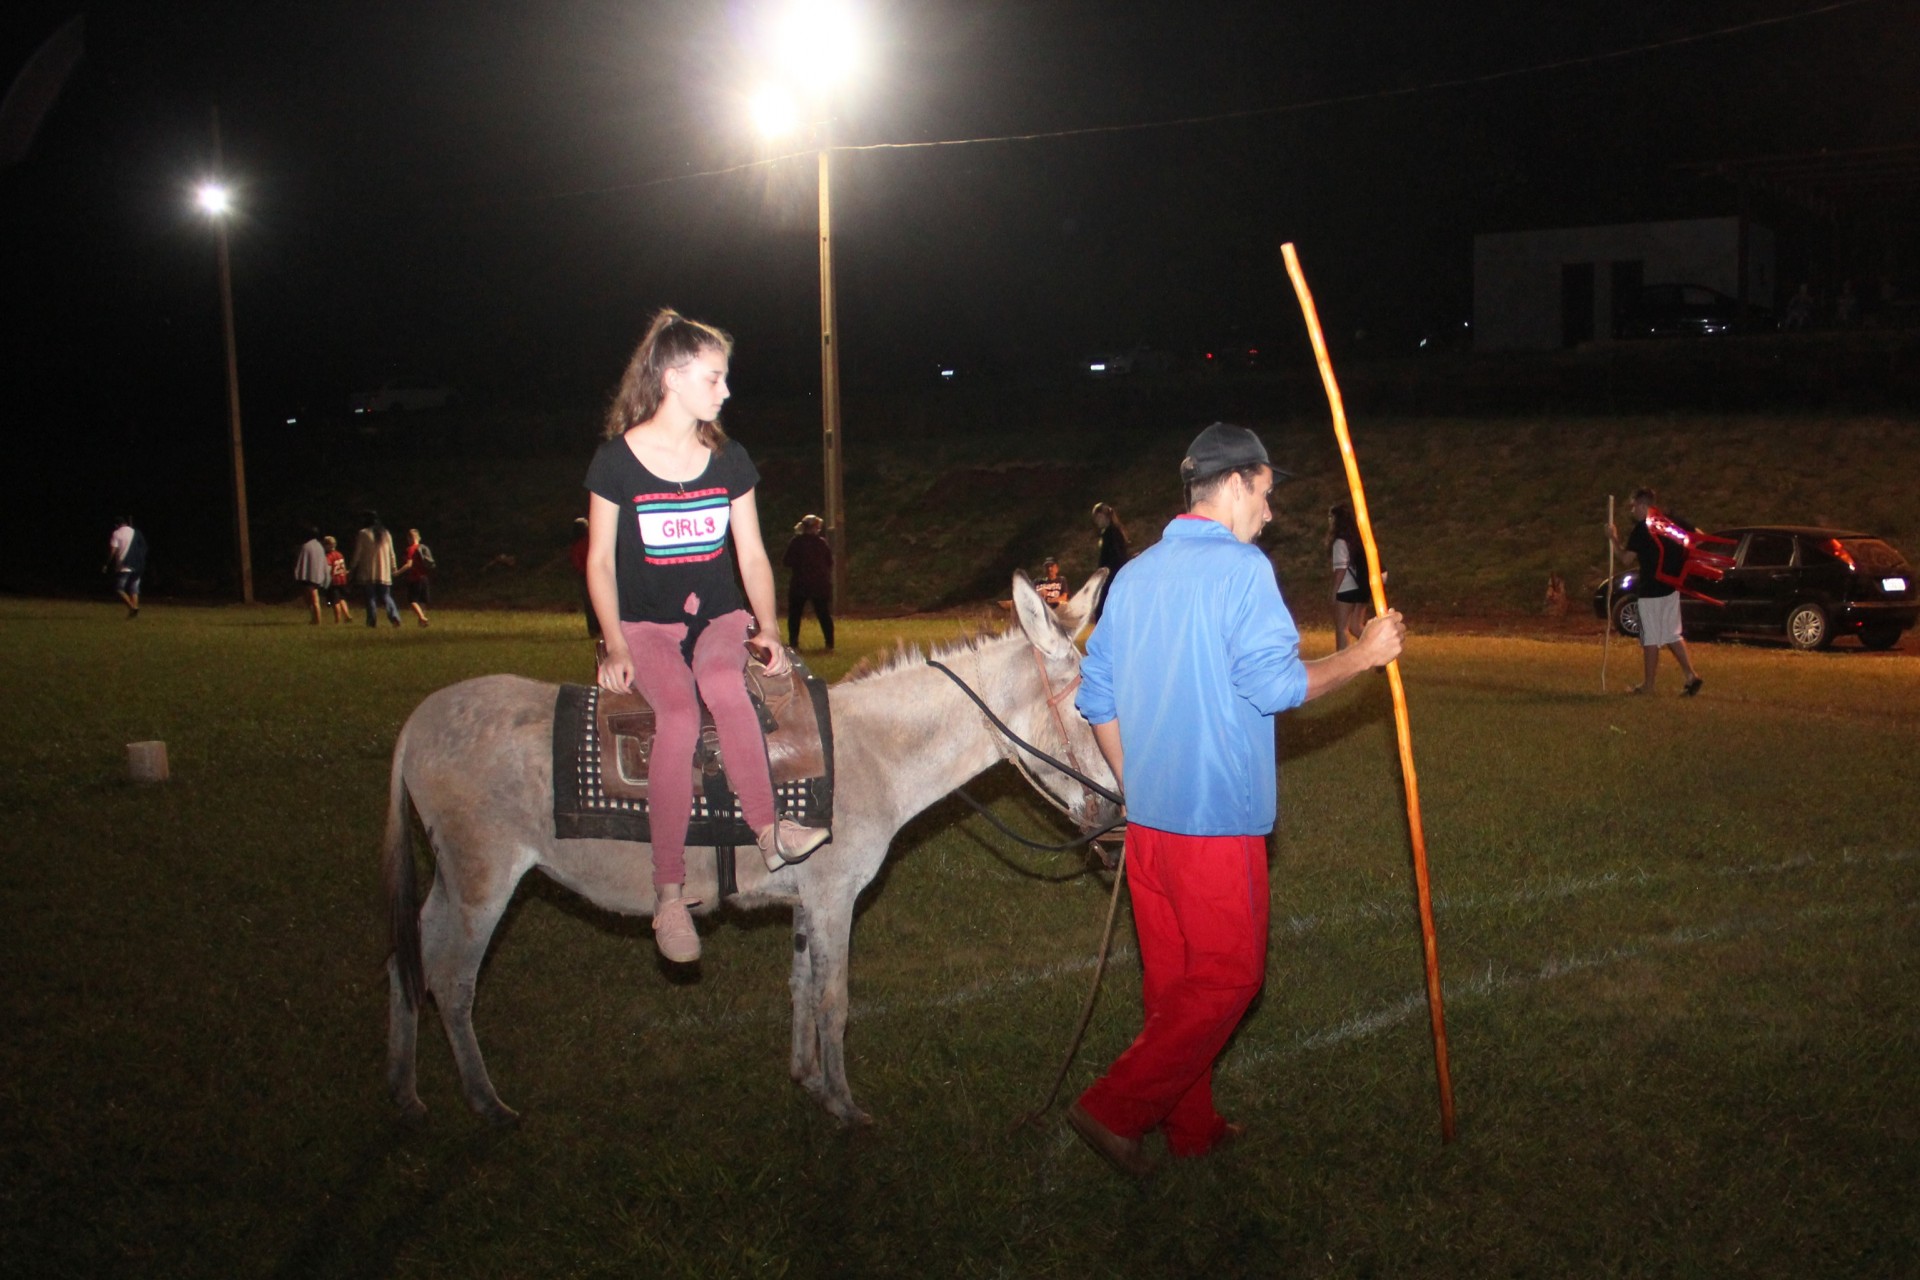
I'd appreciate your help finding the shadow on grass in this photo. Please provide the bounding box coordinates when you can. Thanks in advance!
[1280,683,1396,761]
[271,1124,517,1280]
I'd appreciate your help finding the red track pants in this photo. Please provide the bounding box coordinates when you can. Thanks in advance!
[1077,823,1269,1157]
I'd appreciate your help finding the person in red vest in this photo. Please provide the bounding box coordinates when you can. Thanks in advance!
[1608,487,1704,697]
[399,528,435,627]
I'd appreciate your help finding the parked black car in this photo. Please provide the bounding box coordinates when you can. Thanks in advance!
[1594,526,1917,650]
[1616,283,1774,339]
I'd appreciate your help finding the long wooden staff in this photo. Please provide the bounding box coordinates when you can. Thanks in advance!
[1281,243,1456,1144]
[1603,495,1615,690]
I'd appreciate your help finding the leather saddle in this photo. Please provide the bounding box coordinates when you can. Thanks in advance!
[594,658,829,804]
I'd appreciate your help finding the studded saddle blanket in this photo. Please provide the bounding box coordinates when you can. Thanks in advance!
[551,656,834,847]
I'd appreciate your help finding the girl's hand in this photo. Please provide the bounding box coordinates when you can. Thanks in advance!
[597,641,636,693]
[746,634,791,677]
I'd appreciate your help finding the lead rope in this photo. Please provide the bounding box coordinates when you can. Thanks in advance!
[922,654,1131,1132]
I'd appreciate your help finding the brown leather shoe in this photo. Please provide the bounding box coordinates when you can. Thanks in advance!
[1066,1101,1154,1180]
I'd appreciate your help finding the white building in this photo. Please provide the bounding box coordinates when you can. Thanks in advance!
[1473,217,1776,352]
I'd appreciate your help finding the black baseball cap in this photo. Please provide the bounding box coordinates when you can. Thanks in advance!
[1179,422,1290,483]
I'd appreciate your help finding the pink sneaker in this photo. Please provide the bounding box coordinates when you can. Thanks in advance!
[652,896,701,963]
[757,819,830,872]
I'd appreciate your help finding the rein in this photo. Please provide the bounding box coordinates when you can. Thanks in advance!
[924,652,1129,1131]
[924,658,1124,808]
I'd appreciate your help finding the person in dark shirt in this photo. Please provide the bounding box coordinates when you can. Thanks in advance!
[1608,487,1703,696]
[567,516,600,637]
[782,514,834,650]
[584,308,830,964]
[1090,503,1130,624]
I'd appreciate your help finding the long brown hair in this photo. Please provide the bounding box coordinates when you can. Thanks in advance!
[601,308,735,449]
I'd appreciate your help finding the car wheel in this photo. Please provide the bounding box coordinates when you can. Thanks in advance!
[1611,595,1641,639]
[1785,602,1830,651]
[1859,623,1902,651]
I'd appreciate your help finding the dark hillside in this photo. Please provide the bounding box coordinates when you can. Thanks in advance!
[229,406,1920,624]
[19,338,1920,618]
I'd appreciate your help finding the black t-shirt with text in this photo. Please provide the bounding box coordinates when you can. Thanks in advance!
[1626,519,1684,599]
[584,436,760,625]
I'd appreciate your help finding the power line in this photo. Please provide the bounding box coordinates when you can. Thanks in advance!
[515,0,1890,204]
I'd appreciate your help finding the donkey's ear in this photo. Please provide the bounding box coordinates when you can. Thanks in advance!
[1011,570,1075,661]
[1054,569,1108,633]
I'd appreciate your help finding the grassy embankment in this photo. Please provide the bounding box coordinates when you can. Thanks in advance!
[2,600,1916,1276]
[251,407,1920,625]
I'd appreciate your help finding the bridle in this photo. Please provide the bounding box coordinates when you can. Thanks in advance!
[926,649,1125,851]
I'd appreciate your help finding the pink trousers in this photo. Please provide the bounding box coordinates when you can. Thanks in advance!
[619,610,777,887]
[1077,824,1270,1157]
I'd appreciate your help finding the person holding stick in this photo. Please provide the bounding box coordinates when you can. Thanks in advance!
[1066,422,1404,1178]
[1607,487,1703,697]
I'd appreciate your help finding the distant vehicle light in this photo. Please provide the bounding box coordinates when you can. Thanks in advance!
[1419,338,1429,348]
[286,417,297,425]
[354,407,365,414]
[1089,362,1106,373]
[939,368,955,380]
[1205,352,1214,360]
[1885,576,1909,592]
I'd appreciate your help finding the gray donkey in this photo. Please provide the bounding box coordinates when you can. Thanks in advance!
[385,571,1118,1126]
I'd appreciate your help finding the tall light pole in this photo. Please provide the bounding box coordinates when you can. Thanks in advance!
[753,1,861,606]
[199,107,253,604]
[814,120,847,606]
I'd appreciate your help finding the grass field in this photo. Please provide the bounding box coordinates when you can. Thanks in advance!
[2,599,1917,1277]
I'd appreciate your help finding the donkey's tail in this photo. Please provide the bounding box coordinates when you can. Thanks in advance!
[383,723,426,1011]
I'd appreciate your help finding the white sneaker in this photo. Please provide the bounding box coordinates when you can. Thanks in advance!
[757,819,830,872]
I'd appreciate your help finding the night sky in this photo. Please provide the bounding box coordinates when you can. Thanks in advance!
[3,0,1915,578]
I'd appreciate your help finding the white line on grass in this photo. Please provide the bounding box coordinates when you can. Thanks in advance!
[1226,895,1920,1077]
[649,848,1915,1035]
[1281,847,1916,939]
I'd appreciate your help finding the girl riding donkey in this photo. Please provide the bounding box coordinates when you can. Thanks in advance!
[584,309,829,964]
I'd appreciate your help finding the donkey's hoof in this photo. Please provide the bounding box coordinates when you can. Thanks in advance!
[394,1096,428,1125]
[829,1100,874,1128]
[469,1097,521,1128]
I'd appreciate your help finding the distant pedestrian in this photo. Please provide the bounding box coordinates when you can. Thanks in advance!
[350,510,401,628]
[1783,283,1814,331]
[1090,502,1130,623]
[105,516,147,618]
[1607,487,1703,697]
[1327,502,1371,651]
[400,527,435,627]
[569,516,600,637]
[323,536,352,622]
[294,525,329,625]
[1035,557,1066,608]
[782,514,834,650]
[1836,279,1861,327]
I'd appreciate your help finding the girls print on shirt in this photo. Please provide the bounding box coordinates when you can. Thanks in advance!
[633,487,732,565]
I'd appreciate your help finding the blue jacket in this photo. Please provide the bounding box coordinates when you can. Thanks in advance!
[1077,515,1308,836]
